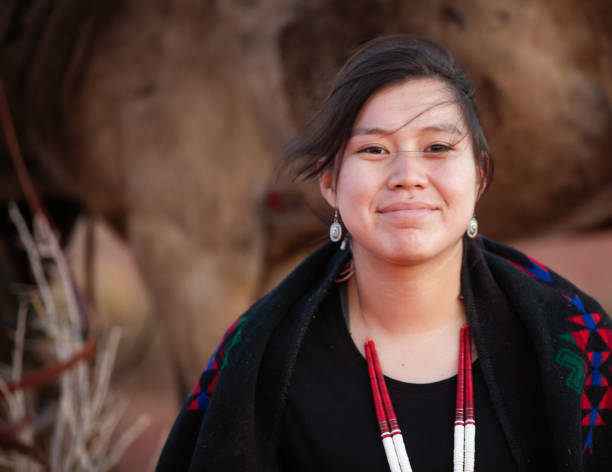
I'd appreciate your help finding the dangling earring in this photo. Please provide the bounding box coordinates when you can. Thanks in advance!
[467,215,478,238]
[330,210,342,242]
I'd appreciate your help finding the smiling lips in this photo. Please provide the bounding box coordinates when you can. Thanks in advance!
[378,201,437,215]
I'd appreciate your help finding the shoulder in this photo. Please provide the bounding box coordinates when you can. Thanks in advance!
[185,241,351,412]
[468,234,611,380]
[476,235,607,318]
[471,236,612,460]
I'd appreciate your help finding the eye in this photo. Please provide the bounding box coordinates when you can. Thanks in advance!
[425,143,452,153]
[357,145,388,155]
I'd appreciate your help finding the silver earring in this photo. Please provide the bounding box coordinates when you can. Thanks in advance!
[467,216,478,238]
[329,210,342,242]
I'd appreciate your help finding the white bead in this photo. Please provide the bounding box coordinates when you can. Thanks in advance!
[392,433,413,472]
[453,424,465,472]
[464,423,476,472]
[382,436,402,472]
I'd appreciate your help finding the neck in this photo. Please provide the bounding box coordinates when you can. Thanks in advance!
[348,240,465,338]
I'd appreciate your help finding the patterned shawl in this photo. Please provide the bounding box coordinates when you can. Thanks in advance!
[157,236,612,471]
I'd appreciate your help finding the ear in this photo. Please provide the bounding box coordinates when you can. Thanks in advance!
[318,167,338,209]
[475,151,490,200]
[475,170,485,201]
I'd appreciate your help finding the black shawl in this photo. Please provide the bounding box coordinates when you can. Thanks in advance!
[157,236,612,471]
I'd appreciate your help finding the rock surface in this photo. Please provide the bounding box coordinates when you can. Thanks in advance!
[1,0,611,387]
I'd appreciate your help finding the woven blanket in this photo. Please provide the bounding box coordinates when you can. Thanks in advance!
[157,236,612,471]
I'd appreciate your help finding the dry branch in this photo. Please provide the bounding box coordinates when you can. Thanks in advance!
[0,205,150,471]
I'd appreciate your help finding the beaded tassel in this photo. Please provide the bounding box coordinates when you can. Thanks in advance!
[366,327,474,472]
[453,327,467,472]
[368,340,413,472]
[366,341,403,472]
[464,327,476,472]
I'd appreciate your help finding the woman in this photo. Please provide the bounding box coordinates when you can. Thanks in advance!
[157,36,612,471]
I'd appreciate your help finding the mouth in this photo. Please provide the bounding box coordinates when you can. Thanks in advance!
[377,201,437,213]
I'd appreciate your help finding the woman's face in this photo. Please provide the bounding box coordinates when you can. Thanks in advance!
[320,78,481,266]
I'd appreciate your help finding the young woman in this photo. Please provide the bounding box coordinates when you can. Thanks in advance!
[157,36,612,471]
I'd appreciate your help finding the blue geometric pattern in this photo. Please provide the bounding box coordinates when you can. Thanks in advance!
[510,252,611,456]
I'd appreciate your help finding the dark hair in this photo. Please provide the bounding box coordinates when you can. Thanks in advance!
[284,35,493,193]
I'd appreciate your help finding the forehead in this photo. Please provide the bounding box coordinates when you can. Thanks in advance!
[352,78,464,135]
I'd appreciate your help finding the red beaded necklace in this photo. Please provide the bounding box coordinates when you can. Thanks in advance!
[365,326,475,472]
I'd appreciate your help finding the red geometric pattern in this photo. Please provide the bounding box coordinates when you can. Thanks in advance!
[186,314,249,414]
[512,251,612,455]
[568,313,603,329]
[585,352,610,387]
[560,294,612,454]
[600,388,612,410]
[571,330,590,351]
[599,330,612,350]
[582,409,605,426]
[503,254,553,283]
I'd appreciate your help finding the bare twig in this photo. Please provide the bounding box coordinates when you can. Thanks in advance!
[2,206,150,470]
[88,327,121,431]
[12,303,27,384]
[3,339,96,394]
[0,375,19,422]
[90,396,128,462]
[9,203,61,345]
[36,216,83,340]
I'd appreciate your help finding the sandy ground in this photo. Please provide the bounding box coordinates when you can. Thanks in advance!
[62,221,612,470]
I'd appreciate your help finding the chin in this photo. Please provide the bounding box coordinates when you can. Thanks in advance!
[377,235,463,266]
[384,248,435,266]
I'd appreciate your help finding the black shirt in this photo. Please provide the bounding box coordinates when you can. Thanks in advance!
[278,283,518,471]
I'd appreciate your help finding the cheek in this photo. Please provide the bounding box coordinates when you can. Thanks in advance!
[336,163,372,205]
[438,160,478,204]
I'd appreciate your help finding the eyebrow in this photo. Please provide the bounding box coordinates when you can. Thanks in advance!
[420,124,464,136]
[351,123,464,137]
[351,126,392,137]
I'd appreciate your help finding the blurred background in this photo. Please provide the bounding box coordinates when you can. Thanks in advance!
[1,0,611,469]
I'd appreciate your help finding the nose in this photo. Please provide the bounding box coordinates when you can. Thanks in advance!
[387,152,428,190]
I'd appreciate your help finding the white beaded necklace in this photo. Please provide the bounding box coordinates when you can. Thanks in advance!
[365,326,475,471]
